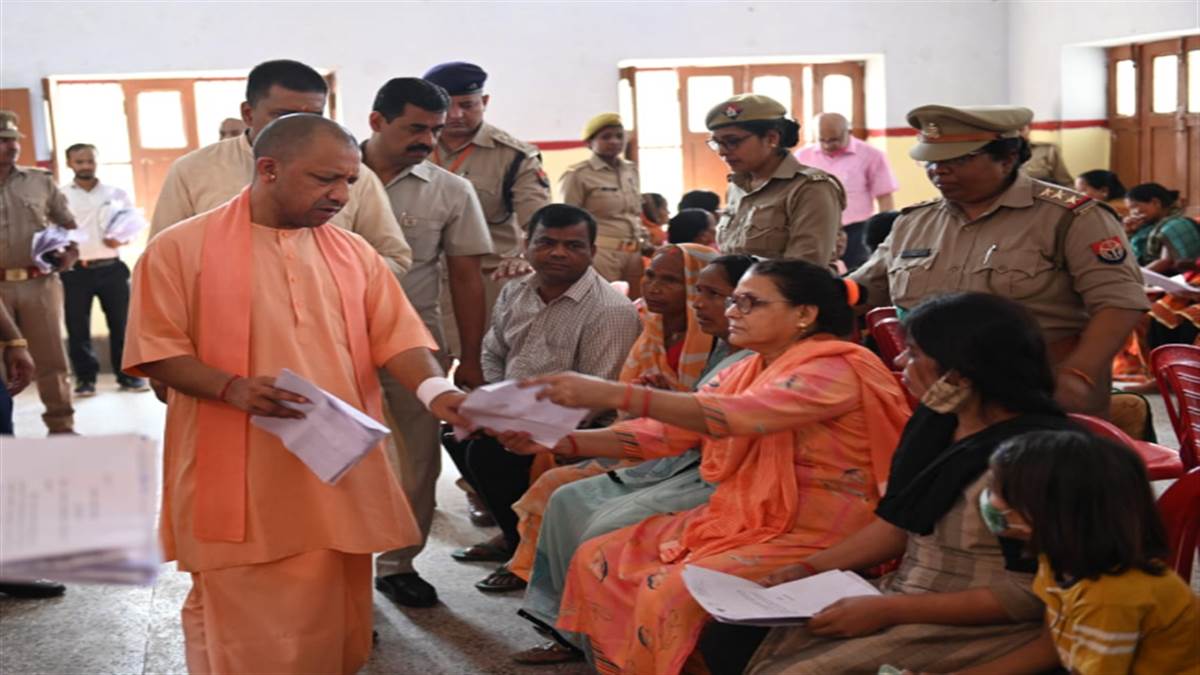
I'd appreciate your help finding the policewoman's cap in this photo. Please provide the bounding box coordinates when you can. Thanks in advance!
[705,94,787,130]
[581,112,623,141]
[906,105,1033,162]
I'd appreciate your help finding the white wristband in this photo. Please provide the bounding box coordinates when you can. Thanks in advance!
[416,376,460,410]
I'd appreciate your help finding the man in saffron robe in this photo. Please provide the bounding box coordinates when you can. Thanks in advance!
[123,114,467,674]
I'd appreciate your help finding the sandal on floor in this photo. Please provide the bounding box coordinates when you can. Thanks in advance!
[511,641,584,665]
[475,567,527,593]
[451,539,511,562]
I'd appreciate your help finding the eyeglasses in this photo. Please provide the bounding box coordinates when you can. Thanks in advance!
[706,134,752,152]
[725,293,789,315]
[922,150,986,170]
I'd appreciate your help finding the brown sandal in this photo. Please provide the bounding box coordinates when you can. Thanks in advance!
[511,641,584,665]
[475,567,528,593]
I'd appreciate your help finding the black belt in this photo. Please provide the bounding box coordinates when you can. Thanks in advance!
[73,258,121,270]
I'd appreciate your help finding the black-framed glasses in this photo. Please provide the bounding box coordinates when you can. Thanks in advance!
[725,293,789,314]
[706,134,753,152]
[922,149,986,170]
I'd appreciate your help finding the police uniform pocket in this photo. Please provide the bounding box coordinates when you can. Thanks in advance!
[399,216,443,263]
[21,197,48,228]
[971,248,1056,301]
[743,204,787,252]
[887,251,938,306]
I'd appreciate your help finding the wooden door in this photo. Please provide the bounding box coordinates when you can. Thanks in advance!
[121,79,199,219]
[0,88,36,167]
[746,64,806,130]
[812,62,867,139]
[1139,38,1185,190]
[1184,35,1200,215]
[1108,45,1140,187]
[678,66,743,197]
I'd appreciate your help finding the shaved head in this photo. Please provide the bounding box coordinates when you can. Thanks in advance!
[815,112,850,153]
[250,113,361,230]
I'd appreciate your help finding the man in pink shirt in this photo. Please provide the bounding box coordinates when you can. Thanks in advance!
[795,112,898,269]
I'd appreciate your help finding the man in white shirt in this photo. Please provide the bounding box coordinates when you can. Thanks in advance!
[60,143,147,395]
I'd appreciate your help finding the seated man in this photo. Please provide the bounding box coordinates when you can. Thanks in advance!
[445,204,640,573]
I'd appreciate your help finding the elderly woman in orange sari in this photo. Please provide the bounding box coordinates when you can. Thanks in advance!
[475,243,718,592]
[495,259,910,674]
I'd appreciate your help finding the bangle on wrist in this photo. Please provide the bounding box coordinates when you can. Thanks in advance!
[218,375,241,403]
[796,560,817,577]
[620,383,635,412]
[1,338,28,349]
[640,386,652,418]
[564,435,580,457]
[416,376,461,410]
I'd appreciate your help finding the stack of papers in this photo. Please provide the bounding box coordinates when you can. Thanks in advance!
[1141,268,1198,295]
[683,565,881,626]
[105,207,148,243]
[30,227,73,273]
[0,434,161,586]
[453,379,589,447]
[251,369,391,484]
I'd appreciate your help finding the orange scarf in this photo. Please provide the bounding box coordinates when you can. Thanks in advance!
[679,339,909,562]
[193,187,381,542]
[618,243,717,389]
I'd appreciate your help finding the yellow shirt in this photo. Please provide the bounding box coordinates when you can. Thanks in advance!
[1033,557,1200,675]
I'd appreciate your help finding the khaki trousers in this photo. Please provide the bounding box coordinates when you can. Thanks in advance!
[375,370,442,575]
[439,269,507,360]
[592,248,643,297]
[0,275,73,431]
[182,549,373,675]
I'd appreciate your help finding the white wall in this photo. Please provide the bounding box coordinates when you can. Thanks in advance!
[3,0,1012,160]
[1008,0,1200,121]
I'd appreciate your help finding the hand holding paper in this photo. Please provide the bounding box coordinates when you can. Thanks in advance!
[454,379,589,447]
[682,565,881,626]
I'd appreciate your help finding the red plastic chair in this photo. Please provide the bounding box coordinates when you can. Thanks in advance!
[1157,468,1200,580]
[1149,344,1200,470]
[1069,413,1185,481]
[870,317,906,372]
[865,306,897,331]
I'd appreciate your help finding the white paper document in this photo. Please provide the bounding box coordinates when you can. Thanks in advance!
[30,227,73,273]
[105,207,149,242]
[251,369,390,484]
[1141,268,1198,295]
[453,379,589,447]
[683,565,881,626]
[0,434,161,586]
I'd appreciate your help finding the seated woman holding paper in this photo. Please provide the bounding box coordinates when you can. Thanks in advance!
[493,259,910,675]
[510,253,756,665]
[467,243,718,593]
[701,292,1074,675]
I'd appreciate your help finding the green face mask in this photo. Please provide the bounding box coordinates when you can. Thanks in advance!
[978,488,1031,536]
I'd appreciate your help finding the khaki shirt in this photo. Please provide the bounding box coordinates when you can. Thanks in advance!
[852,174,1150,344]
[558,155,641,243]
[150,134,412,277]
[433,122,551,266]
[1022,142,1072,187]
[716,153,845,265]
[0,167,75,268]
[379,159,493,340]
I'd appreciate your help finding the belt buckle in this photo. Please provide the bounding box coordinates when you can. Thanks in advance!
[3,268,29,282]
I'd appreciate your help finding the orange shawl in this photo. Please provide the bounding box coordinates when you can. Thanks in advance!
[678,339,909,562]
[193,187,381,542]
[618,243,717,389]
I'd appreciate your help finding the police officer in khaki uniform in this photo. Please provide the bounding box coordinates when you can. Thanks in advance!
[706,94,845,266]
[559,113,643,297]
[422,62,552,342]
[0,111,79,434]
[852,105,1148,416]
[1020,124,1072,186]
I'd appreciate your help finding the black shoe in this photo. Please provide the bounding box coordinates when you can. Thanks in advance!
[0,580,67,599]
[74,380,96,397]
[375,572,438,608]
[117,376,150,393]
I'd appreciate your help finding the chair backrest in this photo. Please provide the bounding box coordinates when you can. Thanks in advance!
[870,317,905,371]
[865,306,897,332]
[1149,344,1200,470]
[1157,468,1200,580]
[1069,413,1138,445]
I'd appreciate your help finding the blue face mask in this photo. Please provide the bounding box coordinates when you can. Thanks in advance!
[978,488,1031,536]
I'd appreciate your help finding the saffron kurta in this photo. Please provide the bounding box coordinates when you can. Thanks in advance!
[556,338,910,674]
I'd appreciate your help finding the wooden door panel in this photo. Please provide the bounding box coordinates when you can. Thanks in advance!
[122,80,199,218]
[1111,127,1140,183]
[678,66,744,197]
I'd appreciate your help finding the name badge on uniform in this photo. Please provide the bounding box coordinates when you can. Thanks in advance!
[899,248,932,259]
[597,187,618,192]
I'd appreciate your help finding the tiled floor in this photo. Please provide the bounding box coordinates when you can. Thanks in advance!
[1,377,589,675]
[1,379,1189,674]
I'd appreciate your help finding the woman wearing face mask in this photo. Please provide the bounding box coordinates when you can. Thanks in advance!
[559,113,644,297]
[704,292,1077,675]
[510,254,756,665]
[706,94,846,267]
[494,259,909,675]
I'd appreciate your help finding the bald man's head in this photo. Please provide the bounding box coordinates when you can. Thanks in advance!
[252,114,361,229]
[816,112,850,154]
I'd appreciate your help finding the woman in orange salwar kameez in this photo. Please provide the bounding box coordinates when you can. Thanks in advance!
[495,259,910,675]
